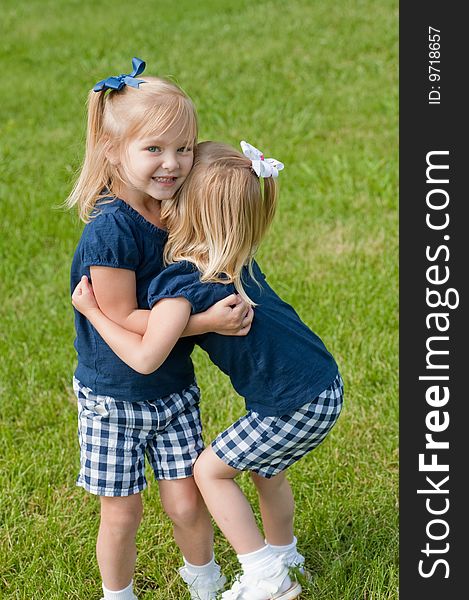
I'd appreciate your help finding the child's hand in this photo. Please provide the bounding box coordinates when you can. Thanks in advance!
[204,294,254,336]
[71,275,100,316]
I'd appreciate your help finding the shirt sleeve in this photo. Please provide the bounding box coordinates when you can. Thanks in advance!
[81,212,141,270]
[148,262,232,314]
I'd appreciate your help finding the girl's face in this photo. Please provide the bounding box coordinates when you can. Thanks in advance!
[117,123,194,203]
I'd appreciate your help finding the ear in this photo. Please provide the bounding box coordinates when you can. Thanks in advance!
[105,141,120,166]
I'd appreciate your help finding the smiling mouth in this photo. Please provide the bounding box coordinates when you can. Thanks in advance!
[152,176,177,184]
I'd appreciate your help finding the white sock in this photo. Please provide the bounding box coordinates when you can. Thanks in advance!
[267,536,305,572]
[102,579,137,600]
[183,554,220,576]
[237,544,278,573]
[267,535,298,555]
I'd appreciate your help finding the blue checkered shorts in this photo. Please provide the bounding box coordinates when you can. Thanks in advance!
[211,373,344,478]
[73,378,204,496]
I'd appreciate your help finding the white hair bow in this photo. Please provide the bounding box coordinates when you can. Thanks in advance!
[240,141,284,178]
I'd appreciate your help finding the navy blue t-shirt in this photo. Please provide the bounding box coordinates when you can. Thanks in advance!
[70,198,196,401]
[148,260,338,417]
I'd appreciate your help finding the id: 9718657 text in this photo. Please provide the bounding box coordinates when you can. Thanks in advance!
[428,26,441,105]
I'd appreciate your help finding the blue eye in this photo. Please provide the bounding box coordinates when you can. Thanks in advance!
[178,146,193,153]
[147,146,160,153]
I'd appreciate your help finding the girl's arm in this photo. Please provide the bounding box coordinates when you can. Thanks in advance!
[72,275,190,375]
[90,266,253,337]
[89,266,149,334]
[183,294,253,337]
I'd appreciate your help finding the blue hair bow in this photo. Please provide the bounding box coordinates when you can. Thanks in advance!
[93,57,146,92]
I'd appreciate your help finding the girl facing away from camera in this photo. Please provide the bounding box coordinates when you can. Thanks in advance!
[68,59,254,600]
[72,140,344,600]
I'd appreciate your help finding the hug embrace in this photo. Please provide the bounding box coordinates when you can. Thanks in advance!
[69,57,344,600]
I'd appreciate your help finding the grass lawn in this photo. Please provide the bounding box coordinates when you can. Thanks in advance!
[0,0,398,598]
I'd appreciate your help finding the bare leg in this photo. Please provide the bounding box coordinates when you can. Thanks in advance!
[97,494,143,590]
[250,471,295,546]
[193,447,265,554]
[158,477,214,565]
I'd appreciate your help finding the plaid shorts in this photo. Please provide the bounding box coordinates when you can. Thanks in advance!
[211,373,344,478]
[73,378,204,496]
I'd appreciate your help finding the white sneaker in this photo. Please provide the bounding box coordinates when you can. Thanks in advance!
[221,560,301,600]
[179,565,227,600]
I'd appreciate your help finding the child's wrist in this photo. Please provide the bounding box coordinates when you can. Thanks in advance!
[85,306,102,320]
[192,312,210,335]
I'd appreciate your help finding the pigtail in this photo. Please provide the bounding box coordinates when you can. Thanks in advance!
[240,175,278,300]
[85,89,106,159]
[65,89,114,222]
[260,176,278,234]
[230,175,278,304]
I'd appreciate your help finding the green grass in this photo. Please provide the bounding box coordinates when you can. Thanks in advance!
[0,0,398,598]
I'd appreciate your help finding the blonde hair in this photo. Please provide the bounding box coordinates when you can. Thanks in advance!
[66,74,198,222]
[162,141,278,305]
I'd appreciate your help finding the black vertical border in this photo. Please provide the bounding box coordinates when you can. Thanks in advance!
[400,3,467,598]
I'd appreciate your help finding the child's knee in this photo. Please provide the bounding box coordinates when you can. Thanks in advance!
[193,447,234,486]
[159,478,206,527]
[100,494,143,535]
[193,450,219,488]
[193,451,209,485]
[163,490,204,526]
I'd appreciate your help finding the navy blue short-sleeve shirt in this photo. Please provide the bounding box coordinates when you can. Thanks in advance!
[70,199,196,401]
[148,260,338,417]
